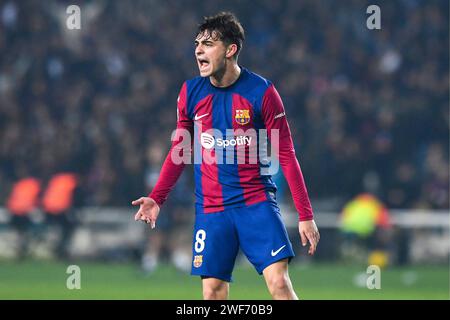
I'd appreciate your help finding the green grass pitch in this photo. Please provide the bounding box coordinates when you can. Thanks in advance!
[0,260,448,299]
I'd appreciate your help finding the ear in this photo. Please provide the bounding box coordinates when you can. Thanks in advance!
[225,44,238,59]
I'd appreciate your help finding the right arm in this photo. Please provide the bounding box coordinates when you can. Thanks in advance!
[133,82,193,228]
[148,82,193,206]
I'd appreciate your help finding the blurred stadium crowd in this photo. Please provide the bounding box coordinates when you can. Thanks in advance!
[0,0,448,213]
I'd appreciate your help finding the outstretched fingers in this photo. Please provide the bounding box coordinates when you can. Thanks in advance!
[132,197,157,229]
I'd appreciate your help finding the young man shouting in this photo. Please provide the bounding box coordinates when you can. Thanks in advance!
[132,12,319,300]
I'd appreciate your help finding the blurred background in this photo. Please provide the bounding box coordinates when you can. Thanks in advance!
[0,0,448,299]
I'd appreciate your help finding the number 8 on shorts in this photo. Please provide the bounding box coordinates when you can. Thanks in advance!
[194,229,206,253]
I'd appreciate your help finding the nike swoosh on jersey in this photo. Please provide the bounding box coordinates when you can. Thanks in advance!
[274,112,285,119]
[271,245,286,256]
[194,113,209,121]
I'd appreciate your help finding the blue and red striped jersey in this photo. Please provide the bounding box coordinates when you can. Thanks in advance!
[149,67,313,220]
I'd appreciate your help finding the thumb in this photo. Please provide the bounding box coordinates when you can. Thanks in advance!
[132,197,144,206]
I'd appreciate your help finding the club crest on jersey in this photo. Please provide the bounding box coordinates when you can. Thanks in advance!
[193,255,203,268]
[235,109,250,125]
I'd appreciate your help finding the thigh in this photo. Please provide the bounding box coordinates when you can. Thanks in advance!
[191,211,239,282]
[232,201,295,274]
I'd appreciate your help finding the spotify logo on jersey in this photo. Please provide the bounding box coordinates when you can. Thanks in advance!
[200,133,216,149]
[200,132,252,150]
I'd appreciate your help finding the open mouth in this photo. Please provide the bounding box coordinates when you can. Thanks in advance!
[197,58,210,70]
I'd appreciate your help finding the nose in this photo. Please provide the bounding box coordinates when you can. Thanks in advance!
[195,44,204,56]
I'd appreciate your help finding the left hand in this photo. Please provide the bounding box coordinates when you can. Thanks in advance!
[298,219,320,255]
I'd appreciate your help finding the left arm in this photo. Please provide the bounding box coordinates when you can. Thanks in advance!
[261,84,320,255]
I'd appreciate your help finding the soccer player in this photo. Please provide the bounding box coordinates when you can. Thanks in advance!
[132,12,319,300]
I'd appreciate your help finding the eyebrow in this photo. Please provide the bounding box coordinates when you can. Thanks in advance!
[194,39,215,45]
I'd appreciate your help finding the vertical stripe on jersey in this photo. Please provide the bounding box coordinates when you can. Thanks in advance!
[232,94,267,206]
[214,92,246,209]
[195,94,224,213]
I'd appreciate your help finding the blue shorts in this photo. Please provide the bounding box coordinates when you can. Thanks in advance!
[190,201,294,282]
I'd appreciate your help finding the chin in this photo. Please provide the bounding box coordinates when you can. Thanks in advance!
[199,70,212,77]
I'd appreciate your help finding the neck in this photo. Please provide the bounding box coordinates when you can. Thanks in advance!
[210,62,241,88]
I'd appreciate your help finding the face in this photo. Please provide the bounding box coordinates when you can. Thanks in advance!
[194,31,228,77]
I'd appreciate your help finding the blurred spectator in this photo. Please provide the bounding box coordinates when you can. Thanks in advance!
[339,193,393,267]
[6,174,41,259]
[140,142,193,274]
[41,172,80,260]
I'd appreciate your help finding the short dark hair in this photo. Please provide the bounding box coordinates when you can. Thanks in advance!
[197,12,245,58]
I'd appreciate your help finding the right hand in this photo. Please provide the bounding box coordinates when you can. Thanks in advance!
[132,197,160,229]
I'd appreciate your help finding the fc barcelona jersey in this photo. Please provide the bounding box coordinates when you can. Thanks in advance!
[150,67,313,220]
